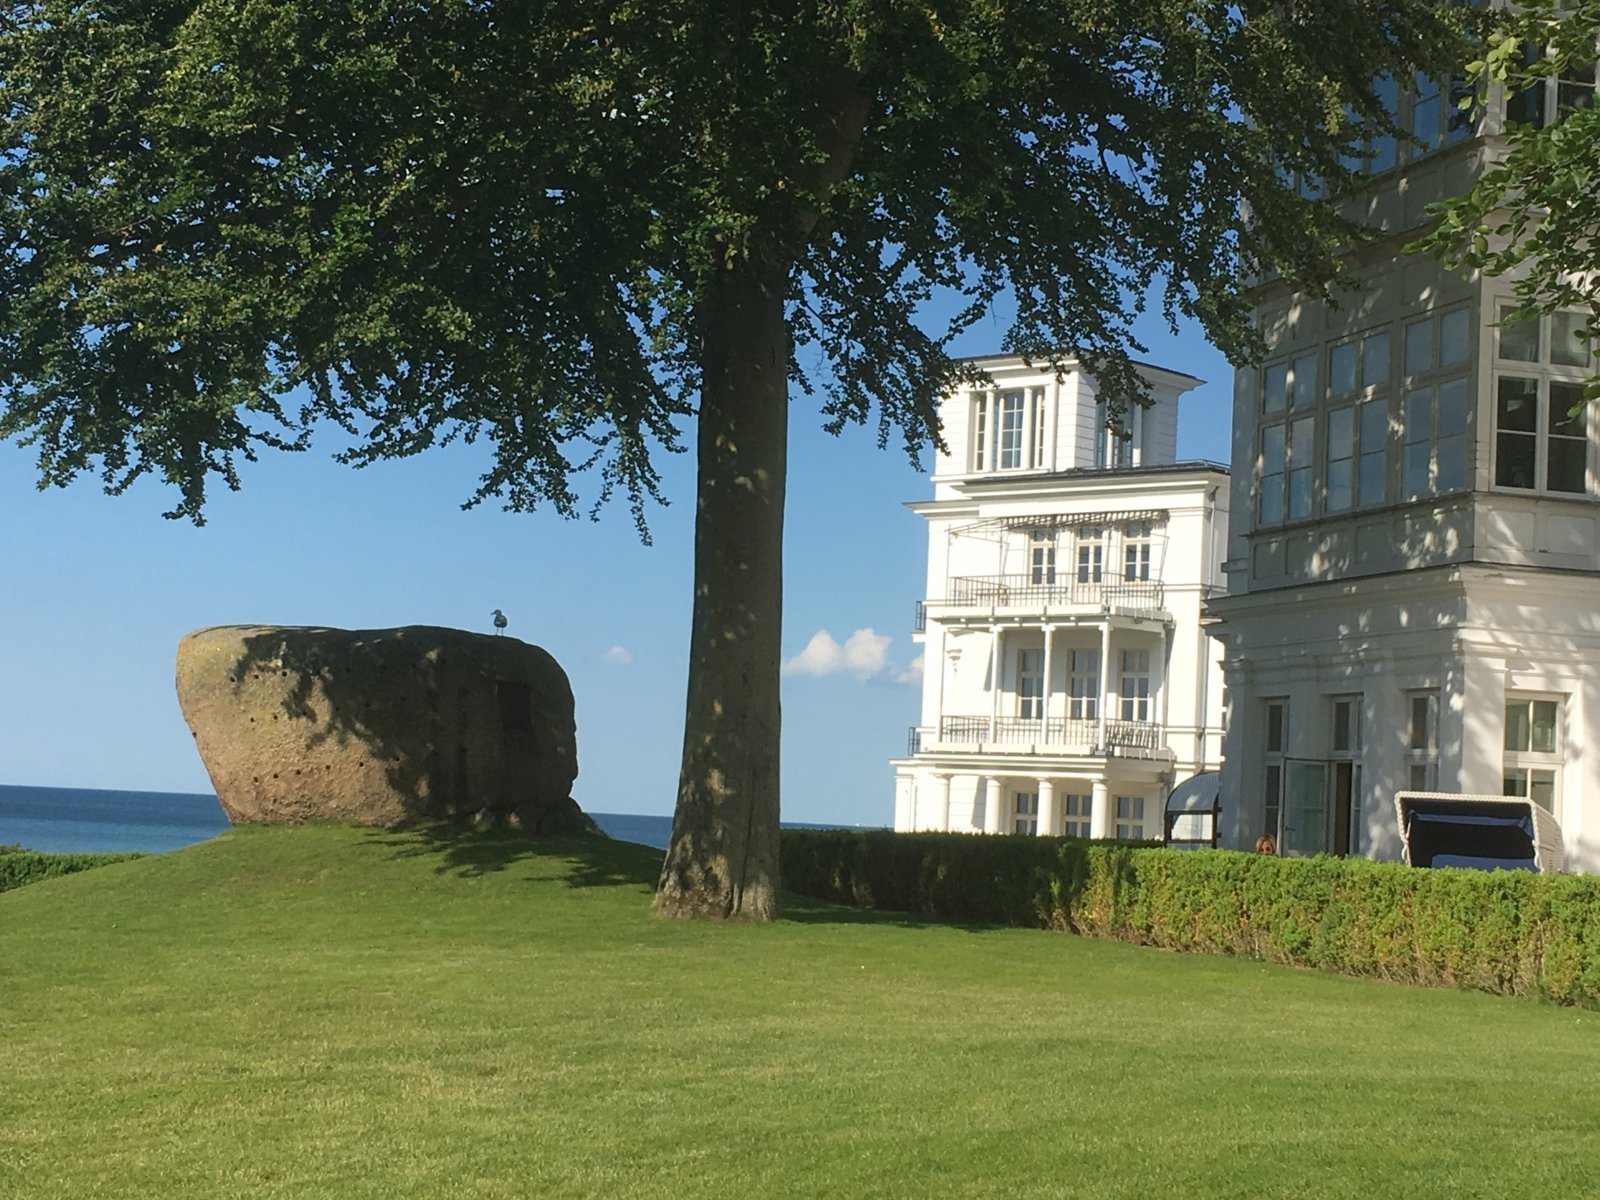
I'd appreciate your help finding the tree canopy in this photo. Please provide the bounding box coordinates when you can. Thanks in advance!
[0,1,1468,918]
[1418,0,1600,399]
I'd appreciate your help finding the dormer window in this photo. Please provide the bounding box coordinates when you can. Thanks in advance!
[969,387,1048,472]
[1095,398,1139,468]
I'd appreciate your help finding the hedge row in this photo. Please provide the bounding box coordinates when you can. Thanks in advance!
[0,851,145,894]
[779,830,1600,1007]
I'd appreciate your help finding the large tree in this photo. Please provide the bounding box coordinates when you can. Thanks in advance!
[1417,0,1600,399]
[0,1,1464,918]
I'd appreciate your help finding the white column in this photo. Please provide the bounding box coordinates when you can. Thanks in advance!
[1098,622,1113,749]
[1037,778,1058,837]
[1156,623,1170,739]
[1090,779,1113,840]
[983,775,1004,834]
[934,773,952,831]
[989,625,1003,740]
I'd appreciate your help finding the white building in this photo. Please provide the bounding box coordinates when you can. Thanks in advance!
[1208,62,1600,869]
[890,354,1229,840]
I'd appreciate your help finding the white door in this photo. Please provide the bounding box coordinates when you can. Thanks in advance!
[1282,760,1329,857]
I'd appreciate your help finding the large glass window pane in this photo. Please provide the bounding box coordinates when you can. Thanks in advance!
[1266,702,1285,753]
[1326,407,1355,512]
[1362,332,1390,389]
[1290,354,1317,410]
[1264,363,1288,413]
[1329,343,1357,395]
[1550,380,1587,438]
[1325,459,1352,512]
[1437,378,1468,435]
[1000,390,1025,468]
[1411,73,1441,148]
[1553,311,1593,367]
[1410,694,1433,750]
[1402,388,1432,498]
[1498,376,1539,432]
[1371,75,1400,170]
[1439,309,1469,366]
[1548,380,1588,493]
[1532,701,1558,754]
[1404,318,1433,375]
[1261,423,1285,472]
[1288,417,1313,518]
[1505,702,1530,753]
[1498,305,1540,362]
[1446,75,1476,141]
[1530,770,1557,812]
[1357,399,1388,506]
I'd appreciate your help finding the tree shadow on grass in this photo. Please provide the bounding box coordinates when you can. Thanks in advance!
[779,893,1013,935]
[363,823,664,890]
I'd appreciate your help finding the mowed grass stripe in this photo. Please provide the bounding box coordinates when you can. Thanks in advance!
[1,824,1595,1199]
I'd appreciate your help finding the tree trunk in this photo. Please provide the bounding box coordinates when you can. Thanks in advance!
[654,255,789,920]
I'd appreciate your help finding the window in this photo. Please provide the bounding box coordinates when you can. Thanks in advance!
[971,392,989,470]
[1408,72,1475,151]
[1029,529,1057,585]
[1114,796,1146,840]
[1064,793,1093,838]
[1095,398,1137,467]
[1402,378,1469,498]
[1076,527,1104,584]
[1504,697,1562,816]
[1122,522,1152,581]
[1406,690,1439,791]
[1264,699,1287,842]
[1507,47,1598,129]
[970,388,1048,472]
[1119,649,1151,722]
[1000,390,1026,469]
[1494,306,1595,495]
[1013,791,1040,835]
[1033,394,1048,468]
[1257,353,1319,524]
[1330,696,1363,858]
[1068,650,1100,721]
[1017,650,1044,720]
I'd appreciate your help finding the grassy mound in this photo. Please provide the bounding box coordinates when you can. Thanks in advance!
[3,824,1599,1198]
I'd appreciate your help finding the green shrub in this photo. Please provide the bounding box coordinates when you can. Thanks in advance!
[0,851,145,894]
[780,830,1600,1007]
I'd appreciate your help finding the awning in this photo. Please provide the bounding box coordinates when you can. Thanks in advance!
[948,510,1168,543]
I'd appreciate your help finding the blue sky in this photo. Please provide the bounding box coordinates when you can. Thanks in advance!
[0,304,1233,827]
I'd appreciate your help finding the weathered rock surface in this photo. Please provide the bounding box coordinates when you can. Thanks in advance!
[176,625,585,830]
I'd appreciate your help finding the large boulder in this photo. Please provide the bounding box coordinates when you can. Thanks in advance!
[175,624,584,830]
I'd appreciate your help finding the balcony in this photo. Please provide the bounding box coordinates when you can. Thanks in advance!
[933,575,1167,621]
[904,716,1168,758]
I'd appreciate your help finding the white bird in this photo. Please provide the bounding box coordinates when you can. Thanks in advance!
[492,608,508,636]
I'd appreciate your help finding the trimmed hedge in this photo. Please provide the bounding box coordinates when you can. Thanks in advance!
[0,851,145,894]
[780,829,1600,1007]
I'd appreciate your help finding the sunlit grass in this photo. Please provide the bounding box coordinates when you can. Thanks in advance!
[2,824,1596,1198]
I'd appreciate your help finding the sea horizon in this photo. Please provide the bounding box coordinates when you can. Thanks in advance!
[0,783,876,855]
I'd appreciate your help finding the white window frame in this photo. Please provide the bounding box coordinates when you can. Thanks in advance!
[1114,795,1146,840]
[1492,306,1596,497]
[1263,699,1287,844]
[1063,793,1093,838]
[1118,649,1151,722]
[1076,526,1104,584]
[1017,649,1044,720]
[1029,529,1057,585]
[1503,695,1563,819]
[1068,650,1100,721]
[1013,790,1040,835]
[1405,690,1439,792]
[1122,521,1153,582]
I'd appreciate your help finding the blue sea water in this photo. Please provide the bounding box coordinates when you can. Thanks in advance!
[0,784,871,854]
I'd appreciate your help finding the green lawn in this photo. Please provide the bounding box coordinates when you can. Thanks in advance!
[2,825,1597,1199]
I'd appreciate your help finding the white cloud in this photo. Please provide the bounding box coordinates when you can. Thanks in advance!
[783,628,891,679]
[893,653,924,686]
[601,644,634,666]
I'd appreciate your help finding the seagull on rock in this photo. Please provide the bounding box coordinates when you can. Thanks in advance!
[492,608,508,636]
